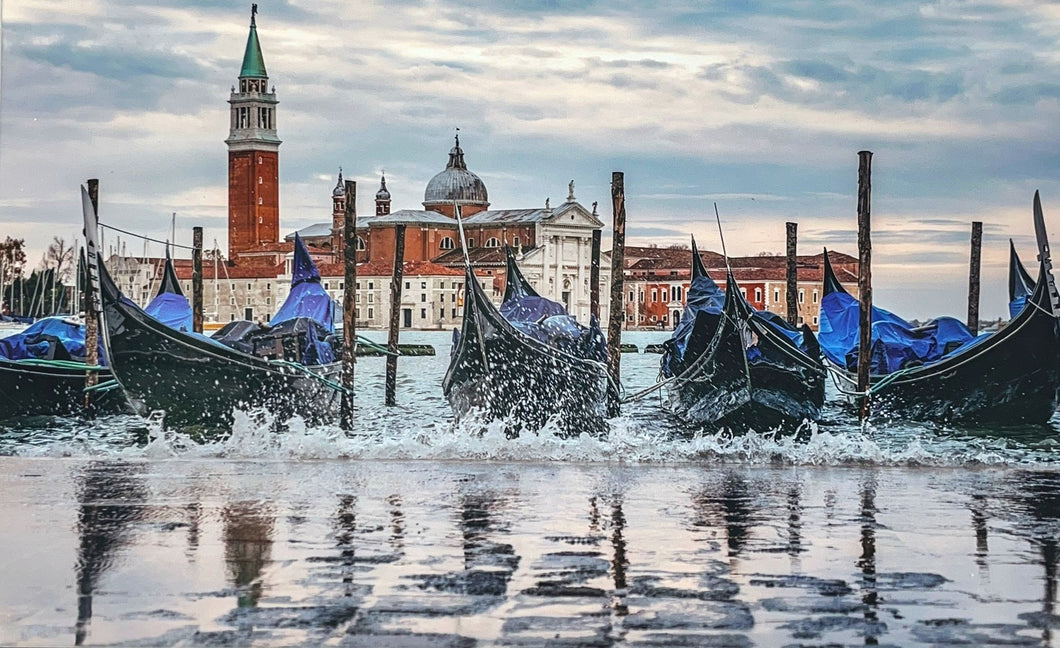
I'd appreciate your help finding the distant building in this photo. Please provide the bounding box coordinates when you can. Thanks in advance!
[108,8,856,332]
[617,246,859,331]
[109,8,611,330]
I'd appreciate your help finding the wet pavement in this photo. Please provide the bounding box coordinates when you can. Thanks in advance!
[3,459,1060,646]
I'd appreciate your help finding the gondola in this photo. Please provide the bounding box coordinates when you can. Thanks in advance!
[443,245,611,435]
[95,223,343,429]
[0,254,129,421]
[0,335,120,421]
[819,247,1060,425]
[660,241,825,431]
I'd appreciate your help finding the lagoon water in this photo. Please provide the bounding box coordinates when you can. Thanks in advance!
[3,331,1060,646]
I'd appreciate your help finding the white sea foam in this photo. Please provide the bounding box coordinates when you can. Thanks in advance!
[9,406,1056,466]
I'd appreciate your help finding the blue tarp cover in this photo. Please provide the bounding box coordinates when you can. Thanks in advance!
[269,233,335,333]
[500,294,605,359]
[819,289,976,374]
[497,251,606,361]
[145,292,192,332]
[0,316,103,364]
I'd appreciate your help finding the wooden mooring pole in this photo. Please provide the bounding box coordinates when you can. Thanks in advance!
[856,151,873,421]
[192,226,204,334]
[590,228,602,321]
[606,172,627,416]
[84,179,100,413]
[385,224,406,407]
[785,222,798,327]
[967,221,983,334]
[341,180,357,430]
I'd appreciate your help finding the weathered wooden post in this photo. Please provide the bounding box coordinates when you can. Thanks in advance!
[341,180,357,430]
[590,228,602,321]
[84,179,100,412]
[856,151,873,421]
[385,224,406,406]
[192,226,204,333]
[785,222,798,327]
[606,172,627,415]
[967,221,983,334]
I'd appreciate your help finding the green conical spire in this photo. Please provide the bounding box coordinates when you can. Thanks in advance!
[240,5,268,78]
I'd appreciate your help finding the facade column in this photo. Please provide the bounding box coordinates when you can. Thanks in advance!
[554,235,563,302]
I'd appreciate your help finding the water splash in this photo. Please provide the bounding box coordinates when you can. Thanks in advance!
[5,406,1058,466]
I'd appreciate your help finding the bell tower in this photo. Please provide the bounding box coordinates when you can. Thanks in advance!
[226,4,281,260]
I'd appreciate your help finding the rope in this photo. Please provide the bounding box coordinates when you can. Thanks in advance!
[267,358,350,394]
[98,222,198,251]
[84,378,121,393]
[356,335,399,356]
[620,376,674,404]
[6,358,107,371]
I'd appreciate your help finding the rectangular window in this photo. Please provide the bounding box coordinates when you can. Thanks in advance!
[754,288,762,301]
[368,308,374,319]
[368,282,374,290]
[247,283,252,291]
[813,289,819,304]
[356,308,360,318]
[324,282,330,290]
[266,297,271,305]
[405,281,410,290]
[513,236,520,247]
[651,289,657,302]
[799,289,805,303]
[662,289,669,302]
[452,308,457,318]
[629,291,634,302]
[368,294,374,303]
[356,282,360,290]
[421,281,427,289]
[266,282,271,290]
[421,294,426,302]
[774,289,780,302]
[441,282,446,290]
[230,296,236,305]
[420,308,426,319]
[440,310,445,320]
[339,282,344,290]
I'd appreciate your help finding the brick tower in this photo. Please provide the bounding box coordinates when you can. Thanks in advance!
[226,4,281,260]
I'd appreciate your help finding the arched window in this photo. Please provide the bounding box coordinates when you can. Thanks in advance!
[485,237,500,248]
[356,236,366,251]
[440,236,455,250]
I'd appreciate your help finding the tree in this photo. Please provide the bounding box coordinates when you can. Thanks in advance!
[0,237,26,285]
[0,237,26,313]
[44,236,75,283]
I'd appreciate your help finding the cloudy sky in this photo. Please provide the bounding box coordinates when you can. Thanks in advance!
[3,0,1060,318]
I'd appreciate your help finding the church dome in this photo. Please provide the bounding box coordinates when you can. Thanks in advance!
[423,135,489,208]
[333,168,345,197]
[376,174,391,201]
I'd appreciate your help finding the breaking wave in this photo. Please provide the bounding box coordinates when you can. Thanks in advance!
[3,332,1059,466]
[5,406,1060,466]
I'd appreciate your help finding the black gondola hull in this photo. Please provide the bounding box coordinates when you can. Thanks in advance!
[0,360,124,421]
[666,303,825,433]
[443,265,610,436]
[99,261,341,429]
[835,314,1060,425]
[822,250,1060,425]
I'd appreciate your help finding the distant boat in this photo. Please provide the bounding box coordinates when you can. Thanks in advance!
[819,238,1060,425]
[660,239,825,431]
[443,245,611,435]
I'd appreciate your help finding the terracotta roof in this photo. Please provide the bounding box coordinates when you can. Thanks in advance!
[433,246,514,267]
[318,259,463,278]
